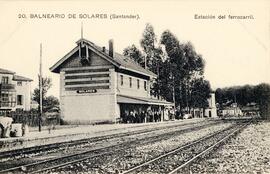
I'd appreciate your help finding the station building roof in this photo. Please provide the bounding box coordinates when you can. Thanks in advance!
[50,38,157,78]
[0,68,15,74]
[13,75,33,82]
[0,68,32,81]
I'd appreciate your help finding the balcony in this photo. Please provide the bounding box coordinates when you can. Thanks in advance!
[0,101,16,108]
[0,83,15,92]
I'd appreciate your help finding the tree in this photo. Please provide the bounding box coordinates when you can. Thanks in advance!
[214,83,270,119]
[123,44,145,67]
[124,24,165,98]
[182,42,205,78]
[156,60,174,101]
[33,76,52,104]
[160,30,183,102]
[43,95,60,112]
[160,30,208,113]
[160,30,187,111]
[140,23,163,73]
[140,23,155,70]
[189,78,211,109]
[181,42,205,112]
[160,30,183,65]
[215,88,226,107]
[254,83,270,119]
[140,24,165,98]
[123,24,210,116]
[32,76,59,113]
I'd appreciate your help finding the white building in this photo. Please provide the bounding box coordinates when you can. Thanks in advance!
[222,103,243,117]
[0,68,32,113]
[204,93,217,117]
[50,38,172,124]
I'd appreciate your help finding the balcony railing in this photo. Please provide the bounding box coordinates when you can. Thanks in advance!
[0,83,15,91]
[0,102,16,108]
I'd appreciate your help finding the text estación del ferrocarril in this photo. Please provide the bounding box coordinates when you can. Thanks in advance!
[194,14,254,20]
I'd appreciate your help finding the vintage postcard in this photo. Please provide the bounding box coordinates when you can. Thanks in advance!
[0,0,269,173]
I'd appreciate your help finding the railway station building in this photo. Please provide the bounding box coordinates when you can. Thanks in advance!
[50,38,173,124]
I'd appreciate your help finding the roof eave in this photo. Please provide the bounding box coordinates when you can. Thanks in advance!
[117,94,173,106]
[0,70,15,75]
[50,46,80,74]
[119,66,157,78]
[13,79,33,82]
[13,75,33,82]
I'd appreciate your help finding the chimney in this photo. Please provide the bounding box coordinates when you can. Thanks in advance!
[109,39,114,58]
[102,46,106,52]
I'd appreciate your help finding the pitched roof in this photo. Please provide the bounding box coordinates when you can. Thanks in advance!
[91,43,156,77]
[0,68,15,74]
[13,75,33,81]
[50,38,157,78]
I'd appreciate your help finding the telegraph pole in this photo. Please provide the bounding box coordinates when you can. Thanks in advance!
[172,80,176,119]
[81,21,83,39]
[170,71,176,120]
[144,56,147,69]
[39,43,43,132]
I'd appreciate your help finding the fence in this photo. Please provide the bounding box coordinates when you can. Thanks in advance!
[6,111,61,127]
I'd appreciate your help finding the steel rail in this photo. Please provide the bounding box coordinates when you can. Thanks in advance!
[168,121,250,174]
[29,146,126,174]
[0,143,126,174]
[120,125,237,174]
[0,120,209,159]
[121,120,251,174]
[0,121,222,173]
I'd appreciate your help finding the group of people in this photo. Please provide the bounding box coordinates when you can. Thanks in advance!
[121,110,162,123]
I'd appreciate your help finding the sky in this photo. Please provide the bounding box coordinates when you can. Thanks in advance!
[0,0,269,98]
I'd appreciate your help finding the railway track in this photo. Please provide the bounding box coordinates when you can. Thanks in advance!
[0,120,210,160]
[0,120,225,173]
[121,120,252,174]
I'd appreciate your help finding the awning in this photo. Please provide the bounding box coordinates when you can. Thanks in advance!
[117,95,173,106]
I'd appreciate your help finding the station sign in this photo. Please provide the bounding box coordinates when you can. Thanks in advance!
[76,89,97,94]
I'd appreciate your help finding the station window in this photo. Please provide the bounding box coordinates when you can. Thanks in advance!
[129,77,132,88]
[0,93,15,107]
[17,81,22,86]
[120,75,124,86]
[17,95,23,105]
[1,93,8,102]
[144,81,147,91]
[1,76,8,84]
[137,79,140,89]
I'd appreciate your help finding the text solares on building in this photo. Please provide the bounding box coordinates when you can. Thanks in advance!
[50,38,173,124]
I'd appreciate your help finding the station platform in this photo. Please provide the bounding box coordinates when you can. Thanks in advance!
[0,119,206,152]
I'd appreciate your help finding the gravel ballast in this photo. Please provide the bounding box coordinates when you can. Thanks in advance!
[54,123,233,173]
[186,121,270,174]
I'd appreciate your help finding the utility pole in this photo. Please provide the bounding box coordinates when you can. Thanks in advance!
[185,81,189,113]
[234,92,237,116]
[81,21,83,39]
[144,56,147,69]
[172,81,176,118]
[39,43,43,132]
[179,83,182,116]
[171,71,176,120]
